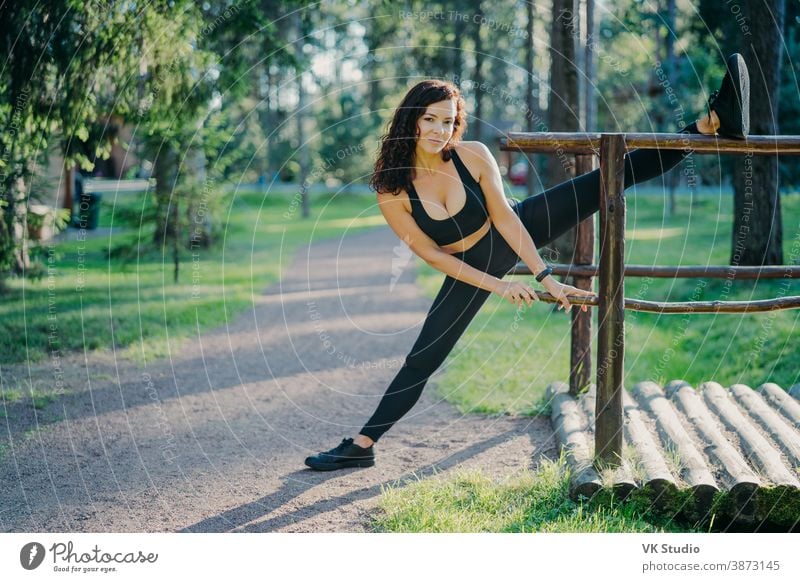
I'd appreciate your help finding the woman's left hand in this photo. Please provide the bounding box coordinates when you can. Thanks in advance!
[541,278,596,313]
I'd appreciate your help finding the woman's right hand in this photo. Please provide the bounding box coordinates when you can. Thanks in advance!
[494,280,539,308]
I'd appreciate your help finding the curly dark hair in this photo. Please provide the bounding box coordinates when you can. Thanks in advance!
[370,79,467,196]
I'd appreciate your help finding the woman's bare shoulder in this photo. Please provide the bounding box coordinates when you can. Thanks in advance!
[377,188,412,212]
[455,140,492,160]
[454,141,493,181]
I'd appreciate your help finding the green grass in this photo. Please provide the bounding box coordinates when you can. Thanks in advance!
[374,454,704,532]
[415,192,800,416]
[0,190,382,364]
[1,379,65,410]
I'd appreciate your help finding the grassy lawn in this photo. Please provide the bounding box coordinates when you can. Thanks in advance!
[0,190,381,365]
[377,190,800,532]
[374,455,706,533]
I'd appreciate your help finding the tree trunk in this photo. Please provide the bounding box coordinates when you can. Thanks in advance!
[153,143,179,247]
[471,0,484,143]
[546,0,581,269]
[584,0,597,133]
[187,147,212,250]
[0,153,33,284]
[265,65,276,184]
[526,0,537,199]
[0,199,13,288]
[575,1,585,130]
[173,188,180,283]
[453,1,465,81]
[665,0,678,218]
[1,185,19,285]
[12,173,31,275]
[732,0,785,266]
[294,11,310,219]
[365,33,379,116]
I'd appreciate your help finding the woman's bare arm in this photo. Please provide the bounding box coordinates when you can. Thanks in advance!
[458,142,552,283]
[376,191,501,293]
[459,142,596,311]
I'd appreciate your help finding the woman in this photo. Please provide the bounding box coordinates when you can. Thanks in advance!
[305,53,750,471]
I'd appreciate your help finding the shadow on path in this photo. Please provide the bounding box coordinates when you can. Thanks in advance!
[181,428,537,532]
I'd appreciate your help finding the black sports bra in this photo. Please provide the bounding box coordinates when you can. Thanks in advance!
[407,149,489,246]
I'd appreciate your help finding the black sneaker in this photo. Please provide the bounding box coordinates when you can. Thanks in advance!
[304,438,375,471]
[708,53,750,139]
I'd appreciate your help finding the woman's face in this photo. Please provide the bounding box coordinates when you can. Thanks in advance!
[415,99,457,155]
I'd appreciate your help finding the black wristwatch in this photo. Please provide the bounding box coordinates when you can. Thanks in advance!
[535,266,553,283]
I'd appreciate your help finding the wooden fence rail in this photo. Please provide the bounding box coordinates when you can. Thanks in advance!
[512,264,800,279]
[502,132,800,155]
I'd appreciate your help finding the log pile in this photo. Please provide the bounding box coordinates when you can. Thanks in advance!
[547,380,800,530]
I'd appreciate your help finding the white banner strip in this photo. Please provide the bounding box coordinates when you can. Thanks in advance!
[2,533,797,581]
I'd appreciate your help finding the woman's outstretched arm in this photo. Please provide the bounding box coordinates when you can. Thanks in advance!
[461,142,595,311]
[460,143,553,280]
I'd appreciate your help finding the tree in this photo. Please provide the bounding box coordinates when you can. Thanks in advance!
[293,10,311,219]
[778,1,800,189]
[584,0,597,133]
[134,1,292,279]
[546,0,581,268]
[471,0,485,142]
[526,0,538,199]
[731,0,786,266]
[0,1,147,288]
[0,0,297,288]
[664,0,679,217]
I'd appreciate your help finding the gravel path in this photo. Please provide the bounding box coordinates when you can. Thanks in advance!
[0,226,556,532]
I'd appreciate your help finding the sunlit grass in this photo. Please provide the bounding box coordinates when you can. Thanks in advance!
[374,454,701,533]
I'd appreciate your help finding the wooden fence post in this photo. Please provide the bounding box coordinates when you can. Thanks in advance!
[595,134,626,466]
[569,153,596,396]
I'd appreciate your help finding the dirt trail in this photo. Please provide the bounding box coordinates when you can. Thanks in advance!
[0,227,555,532]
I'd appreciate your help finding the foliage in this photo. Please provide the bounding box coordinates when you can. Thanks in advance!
[0,1,140,282]
[0,0,297,287]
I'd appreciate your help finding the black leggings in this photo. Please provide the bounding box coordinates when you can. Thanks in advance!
[359,123,700,442]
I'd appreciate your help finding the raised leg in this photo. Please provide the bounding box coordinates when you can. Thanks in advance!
[514,123,700,246]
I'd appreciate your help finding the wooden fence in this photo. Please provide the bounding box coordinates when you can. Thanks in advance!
[501,132,800,467]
